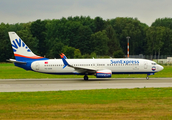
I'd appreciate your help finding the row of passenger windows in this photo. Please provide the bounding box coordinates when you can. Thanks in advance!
[44,64,96,67]
[44,64,63,67]
[44,63,139,67]
[107,63,139,66]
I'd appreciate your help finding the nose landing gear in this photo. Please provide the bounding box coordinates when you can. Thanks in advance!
[146,73,154,80]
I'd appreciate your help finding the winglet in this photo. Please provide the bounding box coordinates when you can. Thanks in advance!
[60,53,69,69]
[60,53,67,59]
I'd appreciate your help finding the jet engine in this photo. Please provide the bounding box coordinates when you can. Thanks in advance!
[96,70,112,78]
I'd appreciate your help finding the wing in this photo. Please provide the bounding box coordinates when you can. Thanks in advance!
[60,53,96,74]
[69,66,96,74]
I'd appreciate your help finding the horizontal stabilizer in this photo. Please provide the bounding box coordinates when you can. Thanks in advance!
[7,59,27,64]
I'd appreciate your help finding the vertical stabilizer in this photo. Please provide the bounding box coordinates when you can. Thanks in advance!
[8,32,46,61]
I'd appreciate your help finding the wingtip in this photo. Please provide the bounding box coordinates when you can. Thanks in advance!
[60,53,67,59]
[60,53,64,58]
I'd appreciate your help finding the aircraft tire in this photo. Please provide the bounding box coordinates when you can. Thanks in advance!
[84,75,88,80]
[146,76,149,80]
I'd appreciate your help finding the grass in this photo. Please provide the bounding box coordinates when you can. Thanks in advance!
[0,63,171,79]
[0,88,172,119]
[1,64,172,119]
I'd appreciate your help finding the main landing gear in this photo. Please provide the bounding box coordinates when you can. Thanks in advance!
[84,75,88,80]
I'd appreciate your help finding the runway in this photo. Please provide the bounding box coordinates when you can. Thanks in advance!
[0,78,172,92]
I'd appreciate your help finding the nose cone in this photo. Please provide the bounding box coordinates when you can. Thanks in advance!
[158,65,164,71]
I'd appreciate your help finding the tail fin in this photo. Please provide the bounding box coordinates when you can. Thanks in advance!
[8,32,46,61]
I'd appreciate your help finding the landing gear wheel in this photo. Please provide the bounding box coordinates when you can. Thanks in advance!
[146,75,149,80]
[84,75,88,80]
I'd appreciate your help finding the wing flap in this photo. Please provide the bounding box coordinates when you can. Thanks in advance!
[70,66,96,74]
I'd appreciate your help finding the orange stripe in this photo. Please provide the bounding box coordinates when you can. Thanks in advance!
[97,72,111,74]
[14,54,44,59]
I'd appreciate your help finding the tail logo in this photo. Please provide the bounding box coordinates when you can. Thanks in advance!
[12,39,31,52]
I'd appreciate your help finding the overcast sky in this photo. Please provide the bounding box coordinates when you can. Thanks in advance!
[0,0,172,26]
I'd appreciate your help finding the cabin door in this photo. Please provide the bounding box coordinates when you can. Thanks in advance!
[144,62,148,69]
[36,62,40,71]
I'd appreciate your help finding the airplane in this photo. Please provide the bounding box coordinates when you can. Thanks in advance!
[8,32,164,80]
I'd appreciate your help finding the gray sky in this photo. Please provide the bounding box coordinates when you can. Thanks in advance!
[0,0,172,26]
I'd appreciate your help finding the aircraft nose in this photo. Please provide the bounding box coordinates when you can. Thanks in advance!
[158,65,164,71]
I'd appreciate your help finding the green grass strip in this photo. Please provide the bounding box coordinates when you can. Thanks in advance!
[0,88,172,104]
[0,88,172,119]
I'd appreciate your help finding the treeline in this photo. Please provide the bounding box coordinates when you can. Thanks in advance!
[0,16,172,62]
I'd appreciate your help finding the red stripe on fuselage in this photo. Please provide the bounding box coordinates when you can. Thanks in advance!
[96,72,111,74]
[14,54,44,59]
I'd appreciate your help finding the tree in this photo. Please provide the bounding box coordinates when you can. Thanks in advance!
[111,17,148,55]
[48,41,64,58]
[151,18,172,56]
[30,19,47,56]
[62,46,75,58]
[145,26,166,59]
[105,25,121,55]
[152,18,172,30]
[74,49,81,58]
[160,28,172,55]
[113,50,125,58]
[91,30,109,55]
[0,23,12,62]
[65,21,82,47]
[94,16,105,32]
[90,52,97,58]
[75,25,93,54]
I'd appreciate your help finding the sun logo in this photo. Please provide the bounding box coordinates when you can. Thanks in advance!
[12,39,31,52]
[152,66,156,71]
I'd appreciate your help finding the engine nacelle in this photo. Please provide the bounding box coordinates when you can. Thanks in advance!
[96,70,112,78]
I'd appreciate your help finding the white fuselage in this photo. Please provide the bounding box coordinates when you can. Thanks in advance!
[31,58,163,75]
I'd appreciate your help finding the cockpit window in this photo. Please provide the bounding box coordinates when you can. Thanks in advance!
[152,63,156,65]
